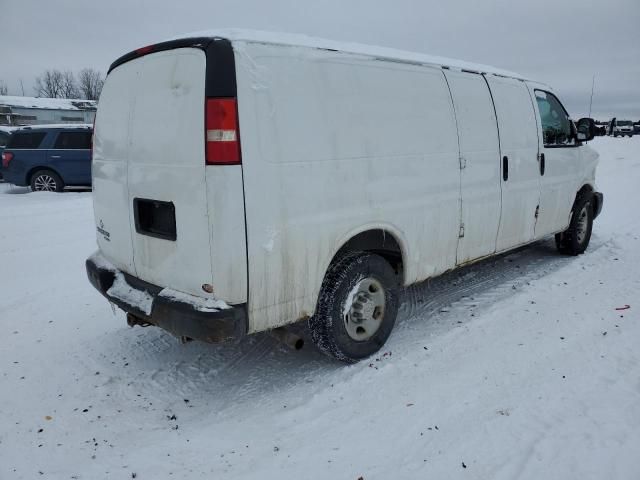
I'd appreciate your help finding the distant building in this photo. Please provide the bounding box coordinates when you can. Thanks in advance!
[0,95,96,126]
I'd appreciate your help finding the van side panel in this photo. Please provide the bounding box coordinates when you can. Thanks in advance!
[443,70,502,264]
[235,42,459,332]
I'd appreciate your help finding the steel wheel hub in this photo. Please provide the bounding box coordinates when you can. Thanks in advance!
[575,206,588,243]
[34,175,57,192]
[344,277,386,341]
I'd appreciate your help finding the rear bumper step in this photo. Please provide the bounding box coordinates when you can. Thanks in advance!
[86,253,247,343]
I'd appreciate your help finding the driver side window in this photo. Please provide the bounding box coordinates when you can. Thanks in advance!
[535,90,572,146]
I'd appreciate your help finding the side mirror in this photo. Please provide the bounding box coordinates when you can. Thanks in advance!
[576,117,596,142]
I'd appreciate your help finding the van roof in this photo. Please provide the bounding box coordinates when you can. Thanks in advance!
[168,29,528,81]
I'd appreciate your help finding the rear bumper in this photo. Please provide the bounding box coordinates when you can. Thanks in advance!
[86,253,247,343]
[0,167,26,186]
[593,192,604,219]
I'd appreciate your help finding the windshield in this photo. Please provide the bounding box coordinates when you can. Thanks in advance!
[617,120,632,126]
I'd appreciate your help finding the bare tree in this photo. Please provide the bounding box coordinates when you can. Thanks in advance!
[34,68,102,100]
[60,70,79,98]
[77,68,104,100]
[35,70,64,98]
[34,69,79,98]
[0,80,8,95]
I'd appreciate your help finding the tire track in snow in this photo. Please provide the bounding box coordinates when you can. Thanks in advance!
[395,236,609,340]
[85,236,613,412]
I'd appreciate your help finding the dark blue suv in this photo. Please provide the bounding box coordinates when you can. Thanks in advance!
[1,125,93,192]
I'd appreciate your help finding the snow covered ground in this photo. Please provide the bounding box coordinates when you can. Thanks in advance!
[1,136,639,479]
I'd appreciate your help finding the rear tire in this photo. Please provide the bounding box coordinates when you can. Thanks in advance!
[308,252,399,363]
[31,169,64,192]
[555,193,593,256]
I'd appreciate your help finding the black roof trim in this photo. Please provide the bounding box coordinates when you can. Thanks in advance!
[108,37,237,98]
[108,37,213,73]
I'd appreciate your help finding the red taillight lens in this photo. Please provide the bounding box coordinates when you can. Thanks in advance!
[206,98,241,165]
[2,151,13,168]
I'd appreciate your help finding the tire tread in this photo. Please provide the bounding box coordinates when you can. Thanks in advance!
[309,251,398,363]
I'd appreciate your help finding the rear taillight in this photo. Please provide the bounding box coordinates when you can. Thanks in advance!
[206,98,241,165]
[2,151,13,168]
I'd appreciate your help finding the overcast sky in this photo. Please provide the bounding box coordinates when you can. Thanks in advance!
[1,0,639,120]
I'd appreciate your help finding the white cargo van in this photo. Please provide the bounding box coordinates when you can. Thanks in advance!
[609,119,634,137]
[86,30,603,362]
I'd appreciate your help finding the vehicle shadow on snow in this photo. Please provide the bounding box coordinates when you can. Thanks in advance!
[2,185,31,194]
[93,235,604,406]
[0,183,91,194]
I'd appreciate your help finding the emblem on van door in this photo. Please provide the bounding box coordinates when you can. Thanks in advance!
[97,219,111,242]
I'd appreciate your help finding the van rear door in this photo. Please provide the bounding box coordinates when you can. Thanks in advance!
[126,48,214,297]
[94,44,245,299]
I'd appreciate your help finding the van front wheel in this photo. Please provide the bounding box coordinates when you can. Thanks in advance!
[309,252,399,363]
[555,193,593,255]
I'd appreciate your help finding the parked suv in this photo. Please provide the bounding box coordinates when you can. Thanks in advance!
[1,124,93,191]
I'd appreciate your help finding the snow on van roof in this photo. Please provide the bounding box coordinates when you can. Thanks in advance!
[0,95,96,111]
[169,29,527,80]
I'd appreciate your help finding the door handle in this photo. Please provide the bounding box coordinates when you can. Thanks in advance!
[539,153,545,176]
[51,155,61,159]
[502,156,509,181]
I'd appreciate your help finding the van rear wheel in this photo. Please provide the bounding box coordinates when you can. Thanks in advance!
[31,169,64,192]
[309,252,399,363]
[555,193,593,255]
